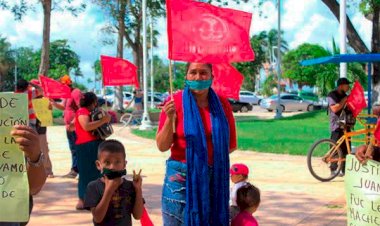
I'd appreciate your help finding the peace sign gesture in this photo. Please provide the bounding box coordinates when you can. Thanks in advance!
[132,169,142,191]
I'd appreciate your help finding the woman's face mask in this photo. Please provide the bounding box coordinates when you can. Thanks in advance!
[185,79,212,91]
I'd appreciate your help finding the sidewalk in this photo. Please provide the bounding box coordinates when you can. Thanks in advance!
[28,124,346,226]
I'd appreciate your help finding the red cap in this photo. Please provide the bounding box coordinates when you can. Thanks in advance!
[230,163,249,176]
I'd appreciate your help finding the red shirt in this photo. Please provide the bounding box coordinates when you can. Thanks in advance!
[158,90,237,165]
[75,107,98,145]
[64,88,82,128]
[231,211,259,226]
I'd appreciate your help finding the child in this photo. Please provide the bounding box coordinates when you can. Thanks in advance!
[84,140,144,226]
[230,163,249,221]
[231,183,261,226]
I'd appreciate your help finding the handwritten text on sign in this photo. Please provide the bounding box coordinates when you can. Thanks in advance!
[345,154,380,226]
[0,93,30,222]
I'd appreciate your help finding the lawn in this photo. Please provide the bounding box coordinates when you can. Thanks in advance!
[131,110,343,155]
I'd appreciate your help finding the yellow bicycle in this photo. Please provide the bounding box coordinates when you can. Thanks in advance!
[307,114,378,182]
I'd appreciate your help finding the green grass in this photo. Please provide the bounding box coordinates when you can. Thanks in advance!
[132,128,157,140]
[52,109,63,118]
[131,110,340,155]
[236,110,330,155]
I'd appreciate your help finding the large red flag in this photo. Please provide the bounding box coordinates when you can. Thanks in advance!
[212,64,244,100]
[167,0,254,63]
[347,81,367,118]
[100,55,139,87]
[140,206,154,226]
[39,75,71,98]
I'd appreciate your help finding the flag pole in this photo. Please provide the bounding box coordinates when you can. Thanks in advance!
[139,0,152,130]
[169,60,174,99]
[168,60,175,132]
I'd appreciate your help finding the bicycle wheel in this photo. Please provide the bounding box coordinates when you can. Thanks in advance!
[307,139,343,182]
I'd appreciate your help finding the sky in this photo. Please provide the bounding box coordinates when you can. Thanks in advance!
[0,0,372,90]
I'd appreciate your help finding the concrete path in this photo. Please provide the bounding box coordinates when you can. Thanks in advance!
[28,124,346,226]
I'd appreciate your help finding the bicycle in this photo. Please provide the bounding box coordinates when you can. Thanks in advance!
[307,113,378,182]
[119,110,143,127]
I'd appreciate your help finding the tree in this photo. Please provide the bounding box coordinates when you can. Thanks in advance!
[282,43,367,96]
[3,39,81,88]
[218,0,380,101]
[94,0,165,111]
[0,35,14,91]
[233,29,288,91]
[0,0,85,76]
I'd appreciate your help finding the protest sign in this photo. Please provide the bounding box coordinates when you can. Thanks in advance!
[0,93,30,222]
[345,154,380,226]
[32,97,53,127]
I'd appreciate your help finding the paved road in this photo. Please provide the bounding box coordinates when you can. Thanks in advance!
[28,124,346,226]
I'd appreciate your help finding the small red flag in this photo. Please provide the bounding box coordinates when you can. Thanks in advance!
[166,0,254,63]
[140,206,154,226]
[39,75,71,98]
[100,55,139,87]
[211,64,244,100]
[347,81,367,118]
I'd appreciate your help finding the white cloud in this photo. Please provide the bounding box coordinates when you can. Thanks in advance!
[282,0,318,30]
[351,13,372,49]
[290,14,337,49]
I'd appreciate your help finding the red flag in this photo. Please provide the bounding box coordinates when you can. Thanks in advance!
[212,64,244,100]
[166,0,254,63]
[100,55,139,87]
[39,75,71,98]
[347,81,367,118]
[140,206,154,226]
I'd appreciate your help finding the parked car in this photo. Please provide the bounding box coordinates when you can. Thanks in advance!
[239,90,263,105]
[96,96,112,107]
[260,94,315,112]
[298,91,319,103]
[228,98,253,113]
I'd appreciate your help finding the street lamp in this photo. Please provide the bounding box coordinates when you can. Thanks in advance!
[150,11,154,109]
[139,0,152,130]
[275,0,282,119]
[340,0,347,78]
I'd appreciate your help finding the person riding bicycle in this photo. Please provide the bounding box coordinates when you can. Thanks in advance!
[327,77,352,176]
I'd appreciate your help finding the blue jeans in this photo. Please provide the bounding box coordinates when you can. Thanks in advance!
[162,159,214,226]
[66,130,78,172]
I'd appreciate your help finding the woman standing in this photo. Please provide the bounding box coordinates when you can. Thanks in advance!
[156,63,237,226]
[74,92,111,210]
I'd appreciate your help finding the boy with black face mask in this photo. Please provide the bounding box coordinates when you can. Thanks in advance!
[84,140,144,226]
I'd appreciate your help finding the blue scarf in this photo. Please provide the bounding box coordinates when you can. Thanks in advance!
[183,87,230,226]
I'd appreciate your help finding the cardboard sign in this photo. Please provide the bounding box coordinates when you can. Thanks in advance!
[345,154,380,226]
[0,93,30,222]
[32,98,53,126]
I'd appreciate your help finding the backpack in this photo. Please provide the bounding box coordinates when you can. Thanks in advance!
[90,108,113,140]
[338,106,356,129]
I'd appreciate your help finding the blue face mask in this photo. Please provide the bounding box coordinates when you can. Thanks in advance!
[185,79,212,91]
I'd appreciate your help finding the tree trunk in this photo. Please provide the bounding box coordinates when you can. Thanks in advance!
[321,0,369,53]
[371,6,380,105]
[113,0,127,112]
[38,0,52,76]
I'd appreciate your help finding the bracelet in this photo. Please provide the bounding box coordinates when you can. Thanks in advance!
[26,152,44,167]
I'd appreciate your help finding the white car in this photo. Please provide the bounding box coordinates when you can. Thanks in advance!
[260,94,315,112]
[239,91,263,105]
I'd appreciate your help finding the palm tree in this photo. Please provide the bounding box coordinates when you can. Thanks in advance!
[256,29,289,63]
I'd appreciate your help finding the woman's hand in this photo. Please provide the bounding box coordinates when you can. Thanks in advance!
[101,114,111,124]
[11,125,41,161]
[163,100,176,121]
[355,145,372,163]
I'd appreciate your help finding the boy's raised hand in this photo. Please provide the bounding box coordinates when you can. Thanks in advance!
[132,169,142,191]
[103,175,122,194]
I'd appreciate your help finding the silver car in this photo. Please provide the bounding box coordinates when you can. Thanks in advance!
[239,91,263,105]
[260,94,315,112]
